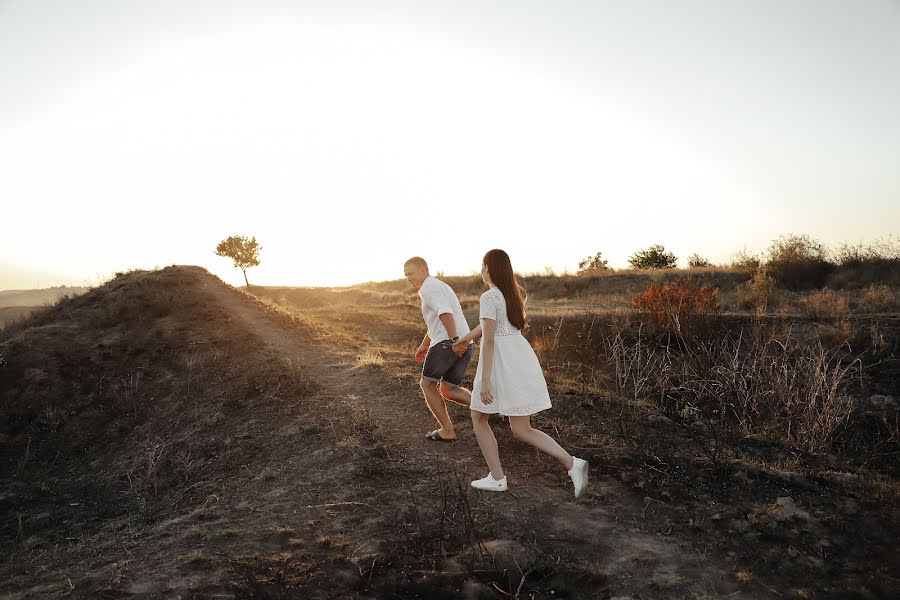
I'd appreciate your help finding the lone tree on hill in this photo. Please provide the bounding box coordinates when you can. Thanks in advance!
[628,244,678,269]
[215,235,261,287]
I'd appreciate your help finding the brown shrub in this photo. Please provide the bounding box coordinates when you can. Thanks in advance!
[730,250,762,278]
[632,278,720,336]
[801,289,850,320]
[830,237,900,288]
[859,284,897,313]
[765,234,835,290]
[738,267,777,313]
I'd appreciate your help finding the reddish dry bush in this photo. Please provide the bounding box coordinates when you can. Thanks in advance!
[632,278,720,336]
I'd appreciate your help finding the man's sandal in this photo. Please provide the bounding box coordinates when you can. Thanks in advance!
[425,430,456,442]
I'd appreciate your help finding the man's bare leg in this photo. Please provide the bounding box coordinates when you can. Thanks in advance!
[420,378,457,439]
[439,382,471,407]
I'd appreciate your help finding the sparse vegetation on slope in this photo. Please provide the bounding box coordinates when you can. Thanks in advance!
[3,266,898,598]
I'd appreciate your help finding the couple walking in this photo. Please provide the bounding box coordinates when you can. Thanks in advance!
[404,249,589,498]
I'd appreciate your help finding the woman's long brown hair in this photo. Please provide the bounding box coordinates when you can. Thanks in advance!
[483,249,528,331]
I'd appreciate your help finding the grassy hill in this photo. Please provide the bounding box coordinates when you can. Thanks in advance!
[1,268,325,598]
[2,266,899,599]
[261,264,897,317]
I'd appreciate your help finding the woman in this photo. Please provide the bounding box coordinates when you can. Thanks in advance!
[453,249,589,497]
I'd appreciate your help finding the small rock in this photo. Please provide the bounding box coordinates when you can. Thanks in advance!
[858,394,899,419]
[823,454,842,468]
[441,558,464,575]
[24,367,46,380]
[690,420,707,432]
[822,471,859,486]
[864,394,897,411]
[463,580,496,600]
[480,539,540,572]
[839,498,859,515]
[731,470,749,484]
[770,497,813,522]
[331,567,361,589]
[648,414,672,426]
[729,519,750,533]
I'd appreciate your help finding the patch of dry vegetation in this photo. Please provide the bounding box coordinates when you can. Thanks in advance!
[0,267,352,597]
[3,261,898,599]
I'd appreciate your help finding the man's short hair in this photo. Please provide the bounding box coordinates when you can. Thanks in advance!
[404,256,428,271]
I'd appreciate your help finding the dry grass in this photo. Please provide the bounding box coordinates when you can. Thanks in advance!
[738,267,777,313]
[530,313,870,455]
[248,259,898,320]
[649,572,689,590]
[2,264,898,599]
[355,351,386,368]
[859,284,897,313]
[0,306,40,330]
[800,288,851,320]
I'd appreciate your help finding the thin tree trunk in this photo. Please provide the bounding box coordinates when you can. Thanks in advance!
[242,268,249,287]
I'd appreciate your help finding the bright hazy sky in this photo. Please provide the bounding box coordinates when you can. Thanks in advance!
[2,1,899,289]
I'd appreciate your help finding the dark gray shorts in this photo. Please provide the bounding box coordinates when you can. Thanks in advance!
[422,340,473,387]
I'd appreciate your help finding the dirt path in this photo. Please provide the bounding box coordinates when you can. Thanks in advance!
[204,279,759,599]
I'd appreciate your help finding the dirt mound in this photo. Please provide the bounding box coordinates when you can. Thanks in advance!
[1,267,321,597]
[2,266,899,599]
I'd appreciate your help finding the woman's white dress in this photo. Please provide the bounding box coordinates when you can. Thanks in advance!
[470,287,552,416]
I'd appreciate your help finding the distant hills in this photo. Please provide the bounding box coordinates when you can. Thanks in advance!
[0,285,89,308]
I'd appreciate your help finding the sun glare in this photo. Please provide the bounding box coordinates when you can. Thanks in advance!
[2,20,755,288]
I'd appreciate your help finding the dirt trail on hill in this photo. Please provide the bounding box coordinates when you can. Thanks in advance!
[203,278,758,599]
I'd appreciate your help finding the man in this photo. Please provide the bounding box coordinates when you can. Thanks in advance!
[404,256,473,442]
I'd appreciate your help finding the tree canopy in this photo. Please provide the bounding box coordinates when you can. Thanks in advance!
[215,235,261,287]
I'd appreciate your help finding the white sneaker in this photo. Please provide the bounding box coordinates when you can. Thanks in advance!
[471,473,507,492]
[568,457,589,498]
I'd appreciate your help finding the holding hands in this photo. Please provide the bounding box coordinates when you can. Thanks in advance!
[415,343,428,364]
[452,325,481,356]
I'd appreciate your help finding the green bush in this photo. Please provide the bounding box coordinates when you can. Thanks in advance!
[687,254,712,268]
[577,251,611,274]
[628,244,677,269]
[730,250,761,278]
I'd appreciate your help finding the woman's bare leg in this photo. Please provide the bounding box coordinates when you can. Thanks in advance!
[508,415,574,470]
[471,410,504,479]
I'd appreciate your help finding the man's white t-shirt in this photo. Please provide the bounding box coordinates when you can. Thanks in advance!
[418,276,471,348]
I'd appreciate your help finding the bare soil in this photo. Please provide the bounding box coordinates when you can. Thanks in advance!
[1,267,898,599]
